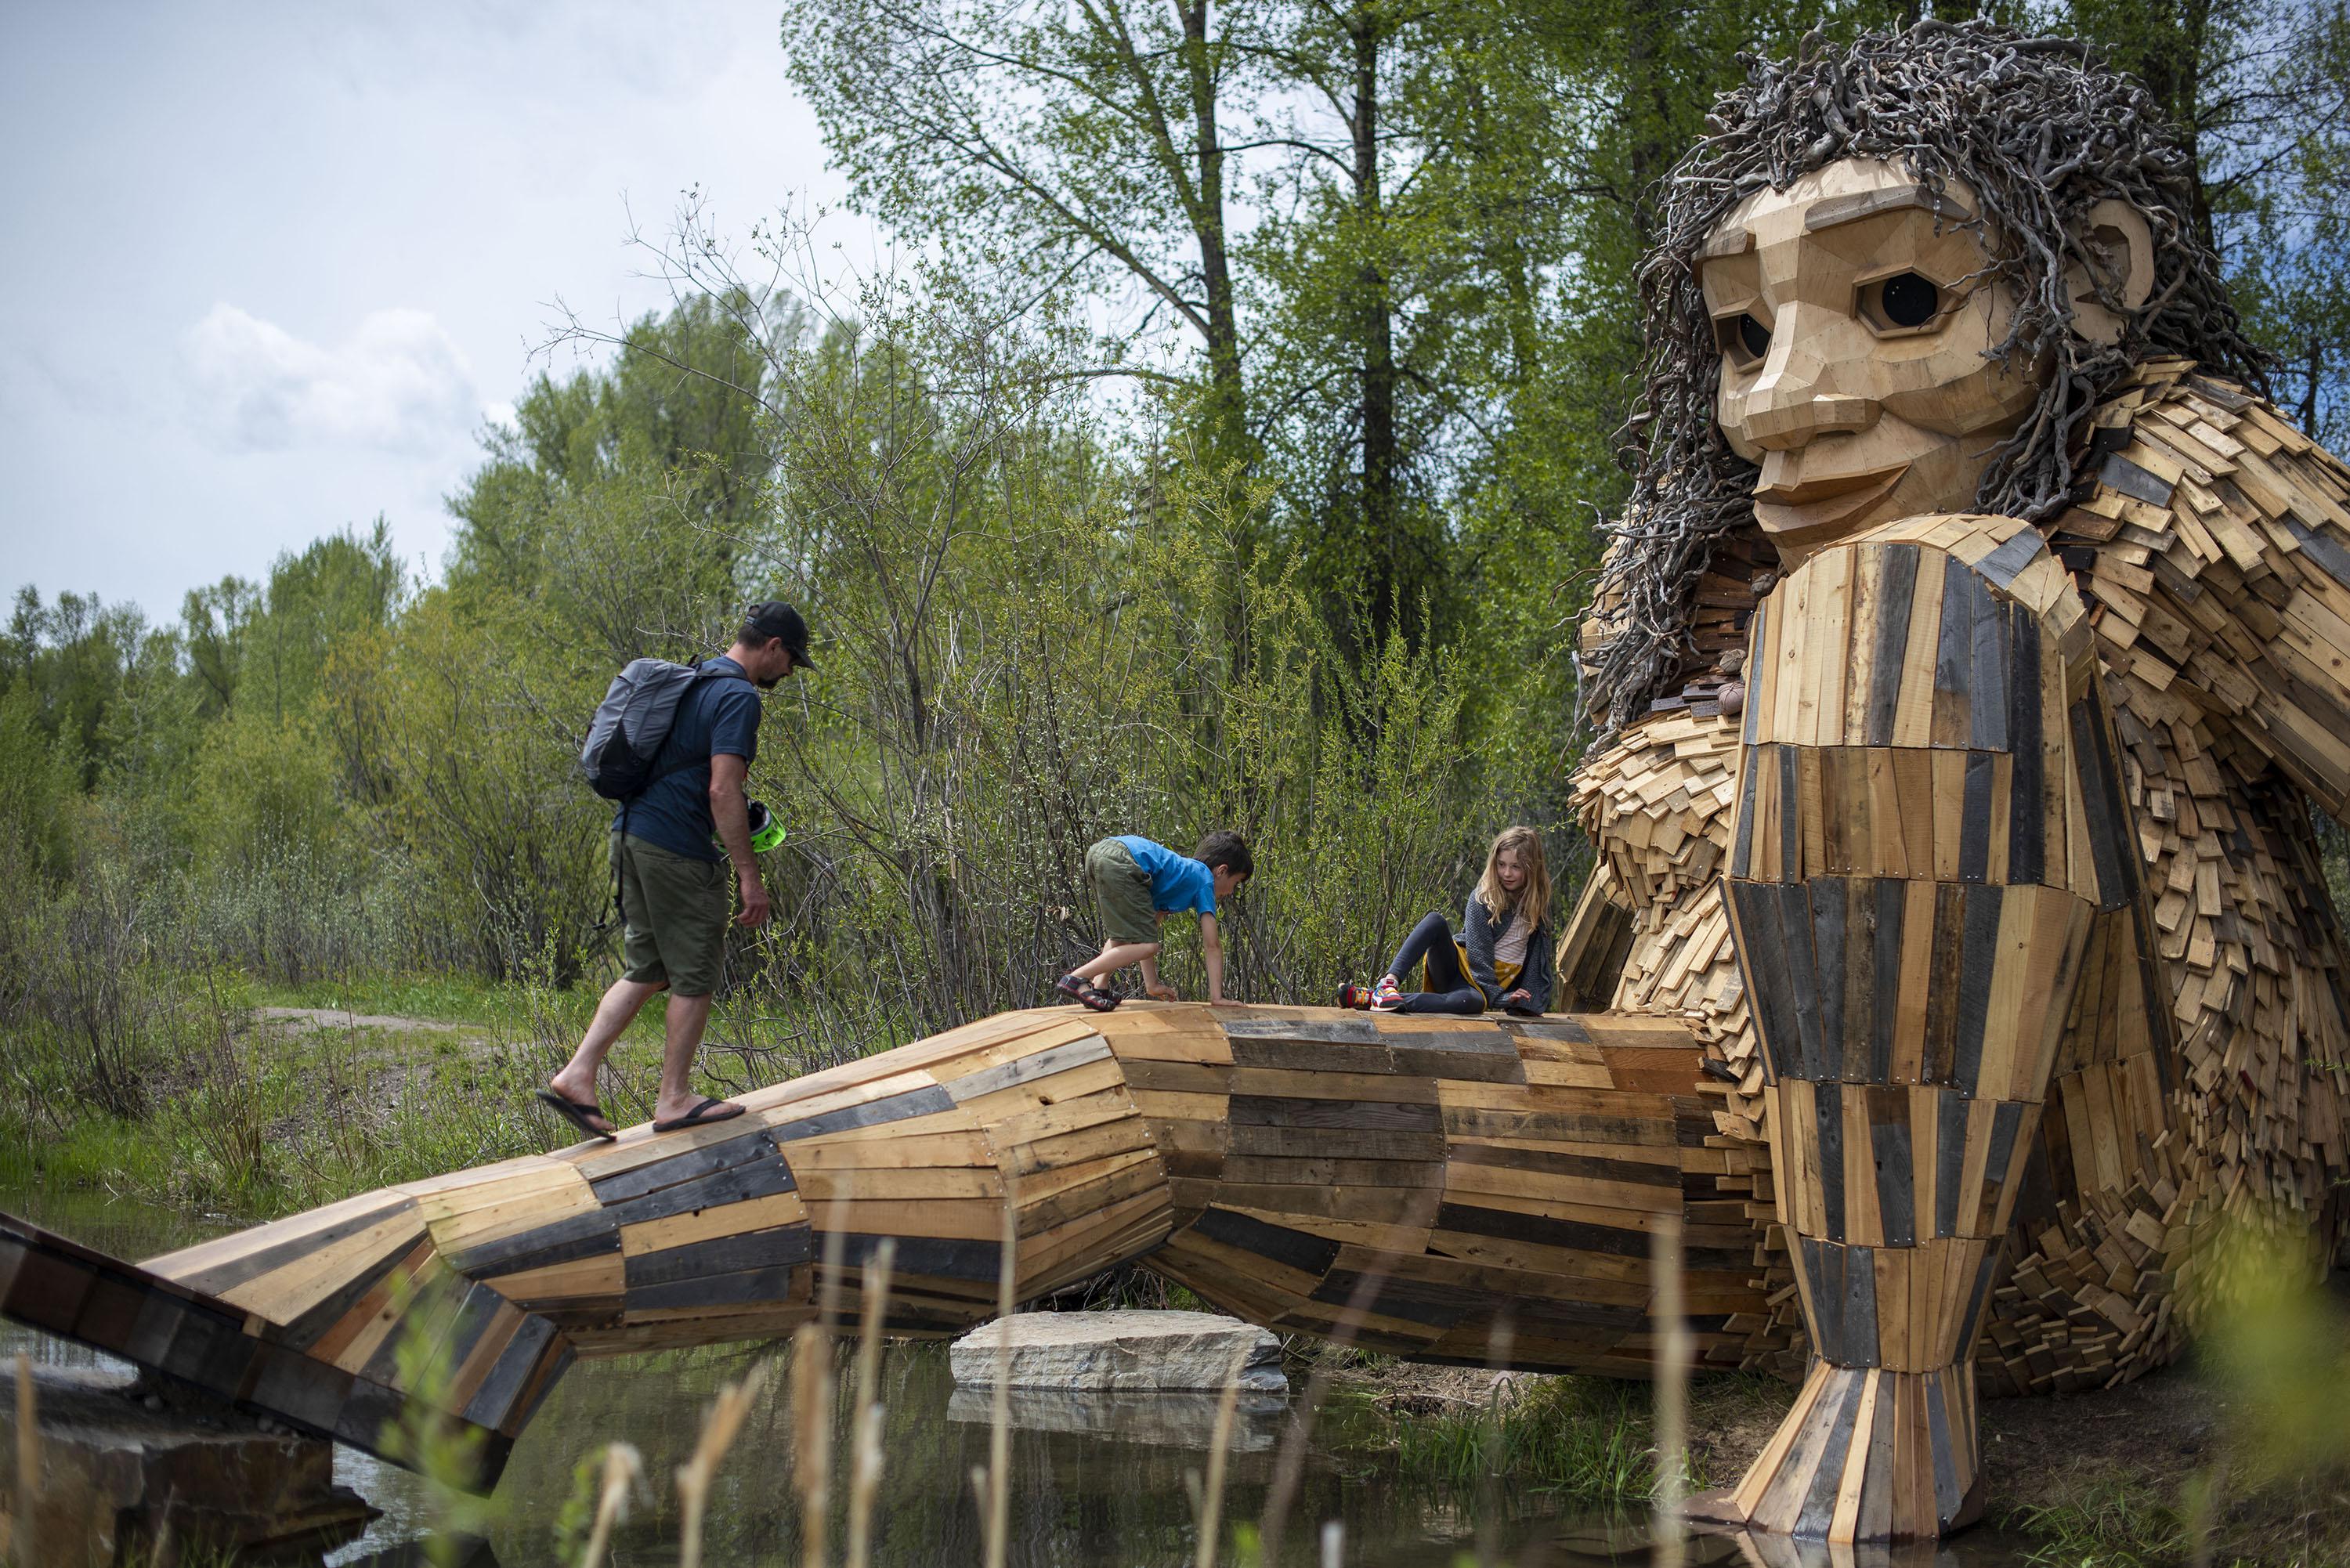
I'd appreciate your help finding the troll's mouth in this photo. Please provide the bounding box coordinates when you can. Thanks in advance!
[1752,463,1911,540]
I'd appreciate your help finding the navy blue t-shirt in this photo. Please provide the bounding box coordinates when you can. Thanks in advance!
[616,656,762,862]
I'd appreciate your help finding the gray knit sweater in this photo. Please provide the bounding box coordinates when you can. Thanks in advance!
[1462,892,1555,1012]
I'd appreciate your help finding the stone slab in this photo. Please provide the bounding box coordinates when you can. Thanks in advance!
[949,1310,1287,1393]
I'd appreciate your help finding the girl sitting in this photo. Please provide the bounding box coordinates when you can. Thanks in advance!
[1343,827,1556,1015]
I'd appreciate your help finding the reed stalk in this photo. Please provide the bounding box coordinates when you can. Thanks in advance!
[792,1324,836,1568]
[1191,1340,1254,1568]
[844,1238,897,1568]
[1476,1311,1517,1566]
[12,1352,35,1567]
[678,1364,770,1568]
[1651,1212,1689,1568]
[579,1441,642,1568]
[817,1202,850,1339]
[1260,1259,1394,1557]
[983,1171,1018,1568]
[1320,1519,1343,1568]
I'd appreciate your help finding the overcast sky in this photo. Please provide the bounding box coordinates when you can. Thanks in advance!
[1,1,870,626]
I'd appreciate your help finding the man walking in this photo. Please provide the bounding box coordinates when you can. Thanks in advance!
[538,602,812,1139]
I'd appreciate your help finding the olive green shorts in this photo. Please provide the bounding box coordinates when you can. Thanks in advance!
[613,832,731,997]
[1083,838,1161,948]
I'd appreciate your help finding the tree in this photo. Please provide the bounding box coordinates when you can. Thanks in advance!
[2063,0,2350,439]
[781,0,1257,459]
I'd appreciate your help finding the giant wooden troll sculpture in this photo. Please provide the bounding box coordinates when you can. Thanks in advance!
[1568,14,2350,1541]
[4,20,2346,1548]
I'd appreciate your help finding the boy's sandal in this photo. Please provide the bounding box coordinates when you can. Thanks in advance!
[1055,972,1122,1012]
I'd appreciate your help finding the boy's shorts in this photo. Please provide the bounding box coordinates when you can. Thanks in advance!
[613,831,732,997]
[1083,837,1161,947]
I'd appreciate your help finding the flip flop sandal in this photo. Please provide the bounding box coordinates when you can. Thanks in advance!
[533,1088,616,1142]
[653,1097,747,1133]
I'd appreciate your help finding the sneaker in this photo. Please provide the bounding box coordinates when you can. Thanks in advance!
[1369,976,1405,1013]
[1337,983,1373,1010]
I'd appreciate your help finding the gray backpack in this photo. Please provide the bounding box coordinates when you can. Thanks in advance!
[579,659,720,800]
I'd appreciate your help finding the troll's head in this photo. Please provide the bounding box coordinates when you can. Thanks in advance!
[1585,19,2269,730]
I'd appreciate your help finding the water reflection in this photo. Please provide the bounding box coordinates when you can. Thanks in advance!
[449,1338,1454,1566]
[945,1383,1290,1449]
[0,1187,2044,1568]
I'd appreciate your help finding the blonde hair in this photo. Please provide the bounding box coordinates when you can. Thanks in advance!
[1476,826,1552,930]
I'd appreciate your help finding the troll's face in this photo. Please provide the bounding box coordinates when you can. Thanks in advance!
[1703,157,2153,555]
[1586,22,2262,730]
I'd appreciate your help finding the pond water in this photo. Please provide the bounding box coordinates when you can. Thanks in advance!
[0,1185,2044,1567]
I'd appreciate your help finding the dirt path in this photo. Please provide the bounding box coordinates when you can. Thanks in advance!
[255,1006,472,1034]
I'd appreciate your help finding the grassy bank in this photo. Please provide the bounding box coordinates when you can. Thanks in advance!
[0,966,624,1221]
[0,942,882,1223]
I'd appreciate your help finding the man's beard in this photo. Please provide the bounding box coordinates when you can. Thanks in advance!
[755,674,782,689]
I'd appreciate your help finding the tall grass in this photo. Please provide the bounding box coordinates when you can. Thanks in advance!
[1386,1376,1664,1502]
[2005,1472,2189,1567]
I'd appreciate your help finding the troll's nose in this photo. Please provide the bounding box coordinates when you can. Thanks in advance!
[1736,305,1881,450]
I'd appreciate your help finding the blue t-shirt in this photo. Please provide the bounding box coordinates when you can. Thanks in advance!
[616,657,762,862]
[1119,836,1217,916]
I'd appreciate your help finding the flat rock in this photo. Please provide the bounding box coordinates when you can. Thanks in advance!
[949,1310,1287,1393]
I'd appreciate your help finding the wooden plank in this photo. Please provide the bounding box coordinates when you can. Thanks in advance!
[620,1193,806,1255]
[936,1033,1112,1101]
[769,1082,960,1143]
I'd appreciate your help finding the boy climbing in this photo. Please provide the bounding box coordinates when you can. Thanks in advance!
[1058,831,1252,1011]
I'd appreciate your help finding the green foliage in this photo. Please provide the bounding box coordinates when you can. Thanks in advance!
[0,680,79,880]
[1,587,153,789]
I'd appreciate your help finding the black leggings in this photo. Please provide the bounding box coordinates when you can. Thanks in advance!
[1383,911,1486,1015]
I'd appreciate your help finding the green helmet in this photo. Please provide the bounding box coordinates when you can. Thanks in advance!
[746,800,787,854]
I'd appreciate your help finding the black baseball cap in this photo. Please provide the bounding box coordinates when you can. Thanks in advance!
[743,601,816,669]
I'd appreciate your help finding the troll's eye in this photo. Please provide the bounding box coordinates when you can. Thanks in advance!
[1718,313,1772,366]
[1862,273,1943,332]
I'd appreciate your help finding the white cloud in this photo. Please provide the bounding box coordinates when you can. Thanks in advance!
[179,303,479,453]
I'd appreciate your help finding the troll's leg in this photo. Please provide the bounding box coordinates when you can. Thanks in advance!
[1715,522,2136,1541]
